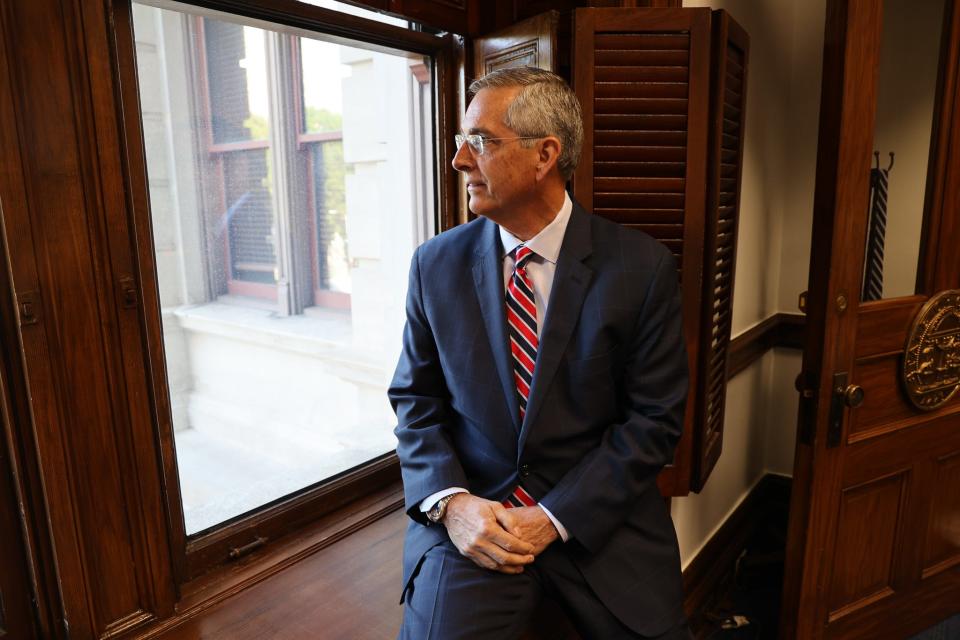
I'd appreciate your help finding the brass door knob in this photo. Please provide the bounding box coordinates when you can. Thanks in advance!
[844,384,864,408]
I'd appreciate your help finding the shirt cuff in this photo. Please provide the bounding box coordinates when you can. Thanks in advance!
[538,503,570,542]
[419,487,469,512]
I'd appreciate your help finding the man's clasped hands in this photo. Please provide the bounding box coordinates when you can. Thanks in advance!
[440,493,560,574]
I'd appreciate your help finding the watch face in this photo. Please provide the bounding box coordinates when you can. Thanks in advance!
[428,496,449,522]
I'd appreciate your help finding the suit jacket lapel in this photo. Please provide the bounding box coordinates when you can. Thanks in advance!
[518,204,593,455]
[472,219,522,433]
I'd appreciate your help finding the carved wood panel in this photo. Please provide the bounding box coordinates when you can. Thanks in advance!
[0,0,176,636]
[826,472,907,621]
[821,412,960,639]
[0,12,69,640]
[473,11,559,79]
[850,357,960,443]
[923,450,960,577]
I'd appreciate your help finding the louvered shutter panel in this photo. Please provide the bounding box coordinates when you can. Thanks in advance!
[573,7,725,496]
[693,10,748,491]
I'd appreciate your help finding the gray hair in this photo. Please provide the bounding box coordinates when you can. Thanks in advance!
[469,67,583,180]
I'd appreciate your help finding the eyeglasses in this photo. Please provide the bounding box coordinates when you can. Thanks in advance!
[454,134,543,156]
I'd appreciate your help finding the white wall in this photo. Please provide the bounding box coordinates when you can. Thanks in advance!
[672,354,769,562]
[672,0,825,566]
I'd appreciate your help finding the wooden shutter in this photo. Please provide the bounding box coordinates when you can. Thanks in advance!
[693,10,748,491]
[572,7,722,496]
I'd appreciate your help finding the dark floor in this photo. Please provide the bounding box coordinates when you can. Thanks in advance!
[692,492,960,640]
[910,614,960,640]
[694,498,788,640]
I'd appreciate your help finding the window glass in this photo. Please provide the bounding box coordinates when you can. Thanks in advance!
[223,148,278,286]
[132,2,434,534]
[300,38,351,301]
[205,22,269,144]
[862,0,947,300]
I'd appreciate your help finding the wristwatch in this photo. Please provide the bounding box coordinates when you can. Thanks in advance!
[426,494,457,524]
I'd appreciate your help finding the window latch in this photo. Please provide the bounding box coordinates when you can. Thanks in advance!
[228,535,267,561]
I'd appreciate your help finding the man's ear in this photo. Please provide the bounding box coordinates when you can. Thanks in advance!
[535,137,562,181]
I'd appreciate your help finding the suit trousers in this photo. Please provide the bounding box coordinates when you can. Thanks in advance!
[398,539,692,640]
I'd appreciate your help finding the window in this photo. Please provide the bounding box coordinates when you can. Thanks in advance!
[132,1,437,542]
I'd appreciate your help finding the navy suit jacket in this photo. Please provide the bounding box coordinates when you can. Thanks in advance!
[389,200,688,636]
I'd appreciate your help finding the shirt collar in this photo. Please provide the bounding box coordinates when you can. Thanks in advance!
[498,192,573,265]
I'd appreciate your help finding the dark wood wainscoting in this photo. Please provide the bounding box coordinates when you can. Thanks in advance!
[727,313,805,378]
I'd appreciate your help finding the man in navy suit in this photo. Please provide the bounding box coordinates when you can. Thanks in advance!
[389,67,690,639]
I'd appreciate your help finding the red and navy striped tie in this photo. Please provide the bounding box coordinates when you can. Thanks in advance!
[503,244,538,509]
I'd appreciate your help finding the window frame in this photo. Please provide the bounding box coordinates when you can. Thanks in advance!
[119,0,460,584]
[302,128,352,309]
[290,35,351,309]
[194,17,281,302]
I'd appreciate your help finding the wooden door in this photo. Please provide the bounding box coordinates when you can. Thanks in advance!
[781,1,960,638]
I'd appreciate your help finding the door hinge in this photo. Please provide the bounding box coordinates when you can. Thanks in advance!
[16,289,41,326]
[117,276,138,309]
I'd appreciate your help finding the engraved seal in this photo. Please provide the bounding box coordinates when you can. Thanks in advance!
[903,289,960,411]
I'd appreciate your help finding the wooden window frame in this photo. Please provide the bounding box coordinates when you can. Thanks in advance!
[114,0,460,585]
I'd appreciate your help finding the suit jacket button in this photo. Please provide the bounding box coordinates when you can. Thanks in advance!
[519,464,530,478]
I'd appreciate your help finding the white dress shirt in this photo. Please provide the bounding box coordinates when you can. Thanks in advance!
[419,194,573,542]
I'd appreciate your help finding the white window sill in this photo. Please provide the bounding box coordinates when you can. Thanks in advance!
[169,302,384,384]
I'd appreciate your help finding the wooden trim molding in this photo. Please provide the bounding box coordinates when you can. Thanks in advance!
[727,312,805,378]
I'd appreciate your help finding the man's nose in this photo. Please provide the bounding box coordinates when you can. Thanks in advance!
[452,140,474,172]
